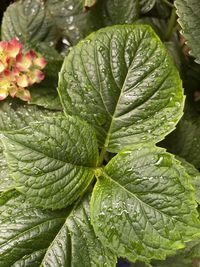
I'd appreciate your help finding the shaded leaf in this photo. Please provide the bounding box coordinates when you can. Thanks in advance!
[134,17,167,39]
[161,101,200,169]
[58,25,184,153]
[152,232,200,267]
[3,116,98,209]
[96,0,139,25]
[1,0,58,46]
[45,0,102,45]
[29,60,63,110]
[175,0,200,63]
[177,157,200,205]
[140,0,156,14]
[91,144,200,263]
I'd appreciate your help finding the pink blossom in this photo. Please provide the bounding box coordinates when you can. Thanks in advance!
[0,38,47,101]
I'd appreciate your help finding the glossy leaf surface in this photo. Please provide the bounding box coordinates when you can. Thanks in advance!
[0,100,59,132]
[0,144,12,192]
[3,116,98,209]
[91,144,200,263]
[58,25,184,152]
[0,190,67,267]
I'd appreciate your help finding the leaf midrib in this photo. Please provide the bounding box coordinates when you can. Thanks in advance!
[103,171,197,228]
[3,137,95,169]
[99,29,157,150]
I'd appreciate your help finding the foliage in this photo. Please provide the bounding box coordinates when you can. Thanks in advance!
[0,0,200,266]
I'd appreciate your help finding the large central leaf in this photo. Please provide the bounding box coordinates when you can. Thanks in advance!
[3,116,99,209]
[91,144,200,263]
[58,25,184,153]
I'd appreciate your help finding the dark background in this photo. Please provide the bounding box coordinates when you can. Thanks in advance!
[0,0,12,23]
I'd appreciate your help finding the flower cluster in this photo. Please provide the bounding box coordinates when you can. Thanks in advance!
[0,38,47,101]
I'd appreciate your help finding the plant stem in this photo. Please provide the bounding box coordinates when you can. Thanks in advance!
[98,147,107,166]
[162,0,174,8]
[165,7,177,41]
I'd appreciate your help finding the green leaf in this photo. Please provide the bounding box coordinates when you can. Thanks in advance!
[96,0,139,25]
[0,100,60,193]
[0,99,60,132]
[0,144,13,192]
[34,42,64,61]
[151,0,171,19]
[1,0,58,46]
[91,144,200,263]
[161,101,200,169]
[29,60,63,110]
[3,116,99,209]
[0,190,67,267]
[174,0,200,63]
[140,0,156,14]
[134,17,167,39]
[152,234,200,267]
[45,0,102,45]
[41,192,116,266]
[176,157,200,205]
[0,190,116,266]
[58,25,184,153]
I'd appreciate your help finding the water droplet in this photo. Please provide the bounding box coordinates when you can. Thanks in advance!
[68,5,74,10]
[155,156,163,166]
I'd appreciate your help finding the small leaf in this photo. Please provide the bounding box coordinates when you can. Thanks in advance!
[97,0,139,25]
[161,101,200,169]
[58,25,184,153]
[91,144,200,263]
[41,192,116,266]
[134,17,167,39]
[3,116,98,209]
[29,60,63,110]
[174,0,200,63]
[1,0,58,47]
[45,0,102,45]
[0,190,67,267]
[140,0,156,14]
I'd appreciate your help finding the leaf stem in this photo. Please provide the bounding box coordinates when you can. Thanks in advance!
[98,147,107,166]
[161,0,174,8]
[165,8,177,41]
